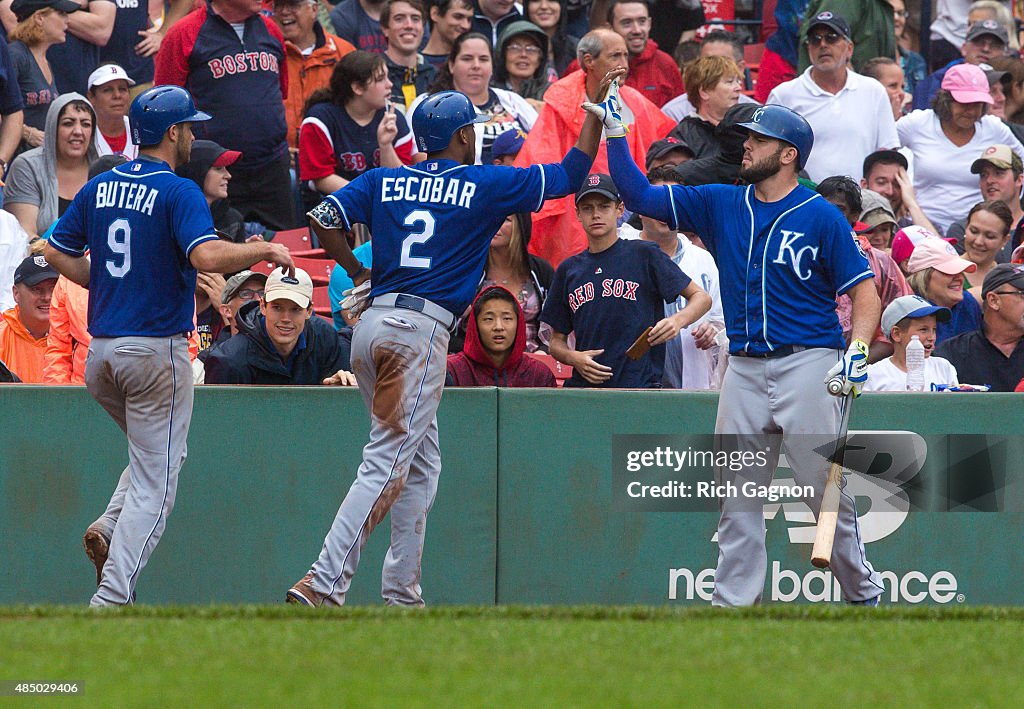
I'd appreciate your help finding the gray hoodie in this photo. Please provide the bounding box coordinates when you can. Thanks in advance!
[4,93,99,236]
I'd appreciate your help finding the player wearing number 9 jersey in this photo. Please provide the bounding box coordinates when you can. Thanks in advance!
[45,86,295,607]
[284,83,616,607]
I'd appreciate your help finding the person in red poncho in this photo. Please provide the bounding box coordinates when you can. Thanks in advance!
[446,285,556,387]
[514,27,675,267]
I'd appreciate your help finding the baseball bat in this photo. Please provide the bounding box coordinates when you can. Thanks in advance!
[810,393,853,569]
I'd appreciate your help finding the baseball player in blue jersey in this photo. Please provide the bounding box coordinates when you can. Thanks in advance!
[588,94,885,606]
[286,78,618,607]
[45,86,294,607]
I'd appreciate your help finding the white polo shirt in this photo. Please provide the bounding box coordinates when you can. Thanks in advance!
[767,67,899,183]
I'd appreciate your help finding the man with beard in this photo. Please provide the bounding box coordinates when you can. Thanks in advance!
[591,96,885,607]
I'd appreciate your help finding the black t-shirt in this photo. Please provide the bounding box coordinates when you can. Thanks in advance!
[934,328,1024,392]
[9,41,56,131]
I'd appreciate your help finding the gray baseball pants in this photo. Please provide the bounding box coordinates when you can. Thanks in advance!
[309,305,448,606]
[712,347,884,606]
[84,335,192,607]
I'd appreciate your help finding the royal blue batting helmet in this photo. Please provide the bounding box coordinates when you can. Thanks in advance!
[129,85,211,147]
[737,104,814,170]
[411,91,489,153]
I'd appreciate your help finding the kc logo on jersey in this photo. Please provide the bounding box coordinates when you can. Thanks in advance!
[207,52,280,79]
[772,230,818,281]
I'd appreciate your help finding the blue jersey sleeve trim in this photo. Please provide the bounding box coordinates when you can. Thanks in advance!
[536,164,547,212]
[185,233,219,257]
[46,234,86,257]
[326,193,353,230]
[836,270,874,296]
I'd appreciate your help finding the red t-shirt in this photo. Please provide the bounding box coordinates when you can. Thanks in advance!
[103,131,127,155]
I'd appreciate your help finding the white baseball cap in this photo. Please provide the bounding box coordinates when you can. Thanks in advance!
[263,267,313,308]
[87,64,136,91]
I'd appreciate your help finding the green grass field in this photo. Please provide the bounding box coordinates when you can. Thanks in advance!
[4,606,1022,707]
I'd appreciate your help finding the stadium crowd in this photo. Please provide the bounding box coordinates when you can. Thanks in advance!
[2,0,1024,391]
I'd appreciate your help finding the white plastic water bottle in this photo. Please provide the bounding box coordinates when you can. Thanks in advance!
[906,335,925,392]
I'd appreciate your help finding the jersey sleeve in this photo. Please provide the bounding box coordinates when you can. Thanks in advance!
[48,189,89,256]
[298,114,337,181]
[539,263,573,334]
[321,172,374,229]
[822,217,874,296]
[486,145,592,214]
[0,43,23,114]
[170,182,218,257]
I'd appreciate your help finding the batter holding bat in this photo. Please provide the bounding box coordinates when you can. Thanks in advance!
[590,94,885,605]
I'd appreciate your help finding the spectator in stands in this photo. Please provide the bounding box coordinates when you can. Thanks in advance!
[299,51,417,197]
[471,0,520,47]
[946,145,1024,261]
[913,19,1008,111]
[514,28,673,266]
[215,269,268,342]
[0,252,56,382]
[523,0,577,80]
[276,0,355,151]
[489,125,524,164]
[639,165,723,389]
[890,225,958,275]
[755,0,806,104]
[863,294,958,392]
[860,149,937,232]
[646,0,704,57]
[958,200,1013,293]
[330,0,389,53]
[100,0,192,93]
[661,30,757,122]
[897,64,1024,235]
[43,0,112,96]
[87,64,136,159]
[936,262,1024,390]
[446,285,555,386]
[797,2,895,74]
[862,56,908,121]
[493,20,551,111]
[993,56,1024,126]
[156,0,295,230]
[381,0,436,111]
[475,213,552,353]
[176,140,248,243]
[671,102,757,188]
[644,136,692,171]
[204,267,356,385]
[769,11,898,182]
[605,0,681,109]
[4,93,97,239]
[541,173,710,388]
[0,208,28,310]
[415,32,536,165]
[890,0,925,99]
[669,56,743,160]
[907,237,982,344]
[422,0,473,69]
[7,0,78,148]
[858,188,900,252]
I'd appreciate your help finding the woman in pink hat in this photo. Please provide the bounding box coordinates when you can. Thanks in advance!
[905,236,981,344]
[897,63,1024,236]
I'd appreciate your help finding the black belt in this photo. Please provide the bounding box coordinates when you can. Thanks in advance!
[732,345,807,359]
[370,293,457,331]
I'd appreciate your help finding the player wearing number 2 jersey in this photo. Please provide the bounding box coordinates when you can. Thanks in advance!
[45,86,294,607]
[285,80,616,607]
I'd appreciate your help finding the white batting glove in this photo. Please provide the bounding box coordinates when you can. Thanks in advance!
[824,339,869,398]
[341,280,371,318]
[582,80,627,138]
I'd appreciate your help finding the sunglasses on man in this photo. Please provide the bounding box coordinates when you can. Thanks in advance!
[806,31,844,47]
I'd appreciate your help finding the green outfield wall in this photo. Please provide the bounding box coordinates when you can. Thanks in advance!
[1,388,1020,606]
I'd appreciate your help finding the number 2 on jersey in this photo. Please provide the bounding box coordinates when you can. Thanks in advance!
[106,218,132,278]
[400,210,434,269]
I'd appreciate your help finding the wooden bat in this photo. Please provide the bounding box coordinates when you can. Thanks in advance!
[811,393,853,569]
[626,327,653,361]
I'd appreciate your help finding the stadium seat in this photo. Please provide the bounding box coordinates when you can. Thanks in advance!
[527,352,573,387]
[312,286,335,316]
[270,227,313,251]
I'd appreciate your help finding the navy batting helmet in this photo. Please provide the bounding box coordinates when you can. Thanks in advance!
[129,85,211,147]
[737,105,814,170]
[411,91,488,153]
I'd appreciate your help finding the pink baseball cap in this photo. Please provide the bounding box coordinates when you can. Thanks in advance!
[907,236,978,275]
[890,225,958,265]
[941,64,994,105]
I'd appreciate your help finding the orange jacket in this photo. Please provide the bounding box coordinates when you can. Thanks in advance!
[0,306,48,383]
[514,71,675,267]
[283,27,355,150]
[43,276,90,384]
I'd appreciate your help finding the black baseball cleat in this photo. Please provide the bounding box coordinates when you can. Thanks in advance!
[83,526,110,586]
[286,572,325,607]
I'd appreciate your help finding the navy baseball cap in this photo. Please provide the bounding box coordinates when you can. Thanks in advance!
[881,295,951,336]
[11,0,79,22]
[806,11,851,42]
[575,173,619,204]
[982,263,1024,298]
[13,254,58,286]
[645,136,694,169]
[491,128,526,159]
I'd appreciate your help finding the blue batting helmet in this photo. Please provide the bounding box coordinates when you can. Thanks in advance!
[129,85,211,147]
[411,91,489,153]
[736,105,814,170]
